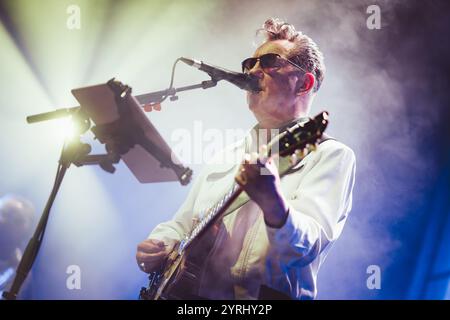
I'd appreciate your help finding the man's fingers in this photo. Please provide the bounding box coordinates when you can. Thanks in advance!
[136,251,167,264]
[148,238,165,246]
[137,242,160,254]
[136,239,171,273]
[155,240,166,248]
[137,240,166,253]
[143,103,162,112]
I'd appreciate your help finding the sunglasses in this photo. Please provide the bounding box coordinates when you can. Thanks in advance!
[241,53,307,74]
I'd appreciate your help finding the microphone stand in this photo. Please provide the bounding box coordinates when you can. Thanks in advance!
[2,109,96,300]
[135,79,218,105]
[26,79,218,124]
[2,78,218,300]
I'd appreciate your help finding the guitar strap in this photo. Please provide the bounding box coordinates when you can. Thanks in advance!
[221,133,335,217]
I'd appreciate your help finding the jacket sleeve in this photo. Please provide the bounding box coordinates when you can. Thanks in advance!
[266,141,356,268]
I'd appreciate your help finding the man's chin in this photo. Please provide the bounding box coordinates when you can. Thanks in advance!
[248,94,262,110]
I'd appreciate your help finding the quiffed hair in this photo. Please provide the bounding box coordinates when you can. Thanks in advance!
[259,18,325,92]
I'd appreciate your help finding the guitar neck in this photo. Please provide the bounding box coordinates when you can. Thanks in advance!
[180,182,243,252]
[177,112,330,253]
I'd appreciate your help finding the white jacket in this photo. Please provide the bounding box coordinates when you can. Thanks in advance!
[149,127,356,300]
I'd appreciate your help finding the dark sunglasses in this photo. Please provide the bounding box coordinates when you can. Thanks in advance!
[241,53,307,74]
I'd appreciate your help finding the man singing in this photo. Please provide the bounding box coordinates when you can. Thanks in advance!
[136,18,356,300]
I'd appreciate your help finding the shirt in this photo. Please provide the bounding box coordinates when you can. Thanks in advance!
[148,122,356,300]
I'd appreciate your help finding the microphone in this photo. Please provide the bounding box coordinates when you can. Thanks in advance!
[180,57,261,93]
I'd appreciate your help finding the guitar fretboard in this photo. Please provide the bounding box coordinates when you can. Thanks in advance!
[178,182,241,253]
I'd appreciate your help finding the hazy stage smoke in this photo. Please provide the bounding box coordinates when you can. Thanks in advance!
[209,0,446,298]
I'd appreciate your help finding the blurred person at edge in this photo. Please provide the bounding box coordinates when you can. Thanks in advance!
[0,194,35,299]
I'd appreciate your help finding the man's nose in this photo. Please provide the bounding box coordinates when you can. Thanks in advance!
[248,61,264,79]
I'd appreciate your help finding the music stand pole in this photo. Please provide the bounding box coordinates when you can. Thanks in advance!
[2,138,91,300]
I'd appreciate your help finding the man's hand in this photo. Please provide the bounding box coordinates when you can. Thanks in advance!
[235,153,289,228]
[136,239,172,273]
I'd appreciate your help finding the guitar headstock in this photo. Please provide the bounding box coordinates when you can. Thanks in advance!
[270,111,329,163]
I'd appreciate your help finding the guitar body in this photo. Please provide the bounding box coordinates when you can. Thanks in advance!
[140,221,222,300]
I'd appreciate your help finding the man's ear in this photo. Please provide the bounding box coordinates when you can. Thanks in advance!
[296,72,315,95]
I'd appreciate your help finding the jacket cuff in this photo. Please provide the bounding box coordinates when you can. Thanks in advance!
[265,206,297,245]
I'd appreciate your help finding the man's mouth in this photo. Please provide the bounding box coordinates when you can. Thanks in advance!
[251,86,265,94]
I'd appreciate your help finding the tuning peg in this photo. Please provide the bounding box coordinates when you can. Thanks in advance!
[289,153,298,165]
[304,144,310,152]
[306,143,318,152]
[295,148,308,159]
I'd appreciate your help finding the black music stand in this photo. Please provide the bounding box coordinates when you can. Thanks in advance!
[2,78,194,299]
[71,78,193,184]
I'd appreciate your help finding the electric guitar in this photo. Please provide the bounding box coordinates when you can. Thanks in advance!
[139,111,329,300]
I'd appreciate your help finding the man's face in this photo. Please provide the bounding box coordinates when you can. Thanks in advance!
[246,39,304,126]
